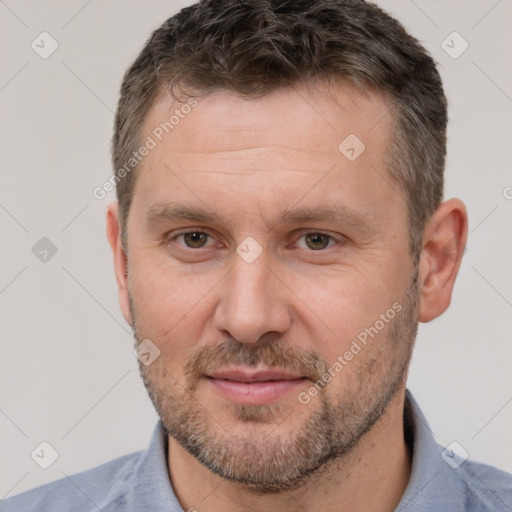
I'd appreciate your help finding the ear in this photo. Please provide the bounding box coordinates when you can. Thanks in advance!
[418,198,468,323]
[106,201,132,326]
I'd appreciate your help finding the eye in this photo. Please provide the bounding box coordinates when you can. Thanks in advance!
[173,231,214,249]
[295,232,338,251]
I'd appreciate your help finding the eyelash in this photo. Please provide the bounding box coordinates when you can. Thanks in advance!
[167,230,344,252]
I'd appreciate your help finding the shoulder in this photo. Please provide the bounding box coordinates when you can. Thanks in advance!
[455,458,512,511]
[0,450,144,512]
[403,391,512,511]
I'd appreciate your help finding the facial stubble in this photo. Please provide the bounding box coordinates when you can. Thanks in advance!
[130,266,419,494]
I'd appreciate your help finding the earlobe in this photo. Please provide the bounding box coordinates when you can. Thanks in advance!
[106,201,133,326]
[418,198,468,323]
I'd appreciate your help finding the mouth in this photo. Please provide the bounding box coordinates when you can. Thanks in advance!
[205,367,308,405]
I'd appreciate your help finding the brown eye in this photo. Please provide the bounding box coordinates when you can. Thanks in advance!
[181,232,210,248]
[304,233,331,250]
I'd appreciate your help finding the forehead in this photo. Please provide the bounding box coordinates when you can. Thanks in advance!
[131,84,403,230]
[144,84,392,158]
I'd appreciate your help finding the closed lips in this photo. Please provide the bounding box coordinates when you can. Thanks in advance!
[206,369,306,382]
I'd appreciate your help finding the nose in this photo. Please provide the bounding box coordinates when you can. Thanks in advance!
[213,252,292,344]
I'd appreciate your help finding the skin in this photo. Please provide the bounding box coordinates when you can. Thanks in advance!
[107,84,467,512]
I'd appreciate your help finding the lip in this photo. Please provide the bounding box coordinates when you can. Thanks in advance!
[205,367,307,405]
[208,368,304,382]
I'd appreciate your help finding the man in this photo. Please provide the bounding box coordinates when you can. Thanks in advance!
[3,0,511,511]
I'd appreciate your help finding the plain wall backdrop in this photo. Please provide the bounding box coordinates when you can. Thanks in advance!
[1,0,511,498]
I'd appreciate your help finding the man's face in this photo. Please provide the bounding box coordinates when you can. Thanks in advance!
[124,85,419,491]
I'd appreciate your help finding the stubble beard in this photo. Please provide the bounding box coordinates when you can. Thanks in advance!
[130,266,419,494]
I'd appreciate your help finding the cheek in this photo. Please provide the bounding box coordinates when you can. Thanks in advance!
[131,249,202,315]
[290,270,402,357]
[129,255,227,367]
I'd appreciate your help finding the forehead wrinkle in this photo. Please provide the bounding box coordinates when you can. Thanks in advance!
[172,146,334,157]
[174,169,320,175]
[168,147,337,172]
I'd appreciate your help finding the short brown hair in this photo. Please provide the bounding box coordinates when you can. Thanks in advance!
[112,0,447,261]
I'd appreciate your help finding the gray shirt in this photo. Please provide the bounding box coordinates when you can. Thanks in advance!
[2,390,511,511]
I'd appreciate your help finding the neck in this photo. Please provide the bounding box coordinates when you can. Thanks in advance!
[167,390,412,512]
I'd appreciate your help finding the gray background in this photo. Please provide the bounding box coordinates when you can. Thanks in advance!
[1,0,511,498]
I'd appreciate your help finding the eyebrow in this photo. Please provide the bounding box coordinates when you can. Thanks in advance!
[269,205,368,232]
[146,202,222,226]
[145,201,372,233]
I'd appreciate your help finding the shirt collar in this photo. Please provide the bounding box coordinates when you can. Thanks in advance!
[127,418,183,511]
[395,389,469,511]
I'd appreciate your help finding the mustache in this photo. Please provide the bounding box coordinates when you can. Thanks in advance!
[184,339,329,386]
